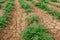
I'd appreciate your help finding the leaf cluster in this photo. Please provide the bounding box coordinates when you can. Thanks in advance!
[0,4,2,8]
[49,3,60,8]
[48,9,60,19]
[19,0,32,13]
[2,0,14,13]
[0,0,5,3]
[0,0,14,30]
[39,0,49,3]
[0,13,9,30]
[22,15,53,40]
[26,15,39,25]
[27,0,33,1]
[51,0,58,2]
[34,2,50,11]
[32,0,60,19]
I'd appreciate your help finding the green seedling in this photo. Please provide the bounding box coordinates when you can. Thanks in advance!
[26,15,39,25]
[39,0,49,3]
[32,0,60,19]
[19,0,32,13]
[0,0,5,3]
[22,21,53,40]
[0,0,14,30]
[49,3,60,8]
[2,0,14,13]
[51,0,58,2]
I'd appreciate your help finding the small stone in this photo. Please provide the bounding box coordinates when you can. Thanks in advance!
[55,25,60,29]
[57,22,60,25]
[50,29,58,35]
[46,24,53,29]
[53,20,57,23]
[51,23,56,26]
[54,31,60,40]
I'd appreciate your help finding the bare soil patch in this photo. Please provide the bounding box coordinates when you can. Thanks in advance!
[0,0,60,40]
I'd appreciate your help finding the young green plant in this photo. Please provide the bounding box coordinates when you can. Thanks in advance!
[19,0,32,13]
[31,0,60,19]
[22,15,53,40]
[0,0,14,30]
[26,15,39,25]
[51,0,58,2]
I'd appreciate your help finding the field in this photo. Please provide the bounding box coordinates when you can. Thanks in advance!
[0,0,60,40]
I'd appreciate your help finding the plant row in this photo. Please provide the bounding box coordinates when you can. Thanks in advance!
[21,15,53,40]
[51,0,58,2]
[18,0,32,13]
[0,0,14,30]
[0,0,5,8]
[49,2,60,8]
[29,0,60,19]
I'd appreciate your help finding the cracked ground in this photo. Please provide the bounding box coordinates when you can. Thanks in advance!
[0,0,60,40]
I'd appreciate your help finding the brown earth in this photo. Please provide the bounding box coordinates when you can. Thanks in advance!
[28,1,60,40]
[48,3,60,12]
[0,0,60,40]
[0,10,3,14]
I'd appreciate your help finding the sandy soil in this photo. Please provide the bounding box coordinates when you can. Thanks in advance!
[25,1,60,40]
[48,3,60,12]
[0,0,21,40]
[0,0,60,40]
